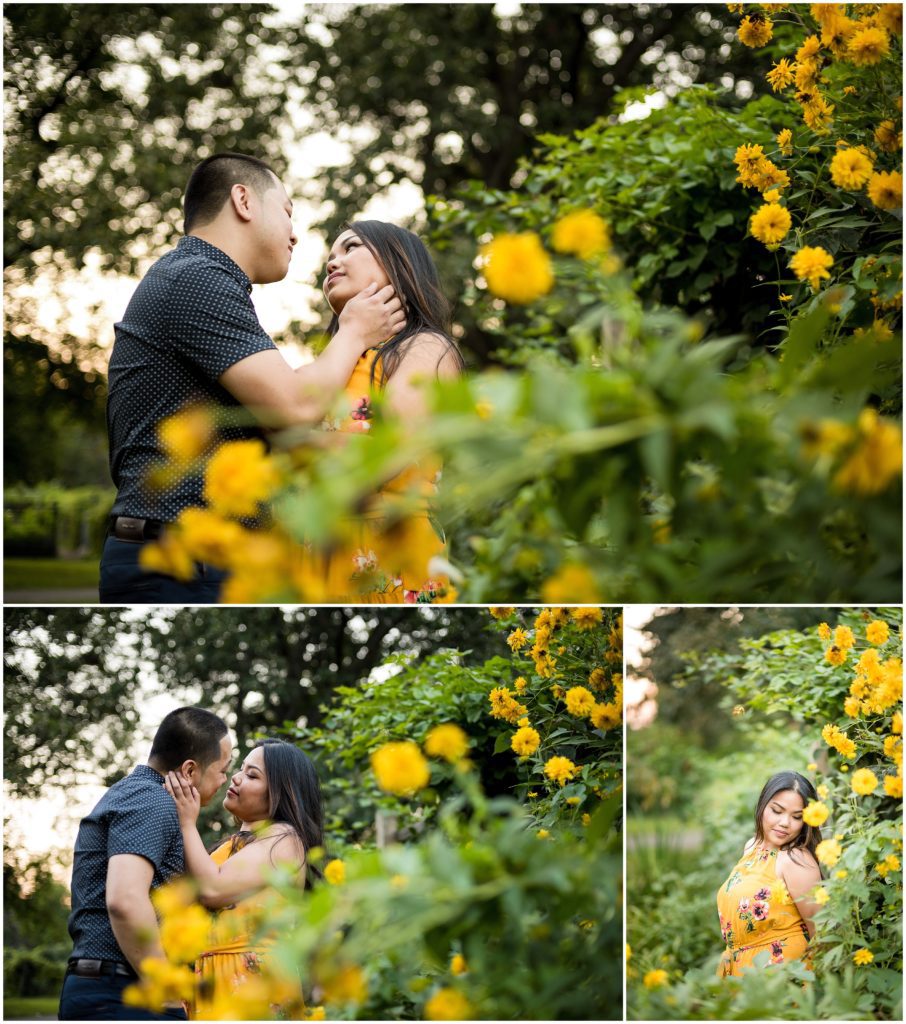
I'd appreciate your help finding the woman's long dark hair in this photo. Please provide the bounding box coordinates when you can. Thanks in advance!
[754,771,823,874]
[326,219,464,386]
[228,738,325,887]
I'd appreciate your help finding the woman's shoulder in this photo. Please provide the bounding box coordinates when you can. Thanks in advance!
[778,845,820,874]
[743,836,757,853]
[393,331,461,375]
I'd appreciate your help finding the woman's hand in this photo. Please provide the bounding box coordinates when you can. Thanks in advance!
[164,770,201,829]
[339,282,406,348]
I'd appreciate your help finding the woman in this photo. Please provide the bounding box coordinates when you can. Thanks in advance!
[165,739,323,1018]
[315,220,464,603]
[716,771,823,976]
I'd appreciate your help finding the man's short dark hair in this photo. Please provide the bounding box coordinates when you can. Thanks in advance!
[183,153,279,233]
[149,706,228,771]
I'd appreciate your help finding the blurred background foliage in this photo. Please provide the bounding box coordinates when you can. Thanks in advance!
[626,605,902,1020]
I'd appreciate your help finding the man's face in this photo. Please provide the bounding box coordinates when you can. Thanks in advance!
[192,735,233,807]
[251,173,297,284]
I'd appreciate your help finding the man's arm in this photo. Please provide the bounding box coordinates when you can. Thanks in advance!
[219,282,406,428]
[106,854,164,972]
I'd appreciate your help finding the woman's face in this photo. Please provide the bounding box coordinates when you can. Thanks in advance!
[223,745,270,824]
[323,229,391,314]
[760,788,805,848]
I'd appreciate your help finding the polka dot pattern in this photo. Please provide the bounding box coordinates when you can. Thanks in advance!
[107,235,277,521]
[68,765,184,961]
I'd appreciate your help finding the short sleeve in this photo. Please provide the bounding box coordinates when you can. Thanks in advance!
[106,790,179,873]
[163,261,277,380]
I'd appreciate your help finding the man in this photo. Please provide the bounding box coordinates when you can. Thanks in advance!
[100,152,405,602]
[59,707,232,1020]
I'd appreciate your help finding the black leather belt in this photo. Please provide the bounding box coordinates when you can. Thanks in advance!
[66,958,136,979]
[109,516,164,542]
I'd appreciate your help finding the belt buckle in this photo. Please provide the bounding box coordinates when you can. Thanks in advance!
[116,516,146,542]
[78,958,103,977]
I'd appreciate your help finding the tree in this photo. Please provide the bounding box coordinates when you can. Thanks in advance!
[3,3,293,276]
[3,606,507,798]
[285,4,765,242]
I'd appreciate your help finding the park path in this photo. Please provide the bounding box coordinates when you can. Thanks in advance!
[5,588,98,604]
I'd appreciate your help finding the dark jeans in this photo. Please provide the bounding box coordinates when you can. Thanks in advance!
[59,973,188,1020]
[98,535,228,604]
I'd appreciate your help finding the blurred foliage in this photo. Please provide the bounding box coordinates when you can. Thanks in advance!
[3,838,71,998]
[636,607,823,751]
[3,483,114,556]
[627,606,903,1020]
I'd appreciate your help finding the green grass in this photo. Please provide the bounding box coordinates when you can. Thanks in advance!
[4,557,98,591]
[3,994,59,1019]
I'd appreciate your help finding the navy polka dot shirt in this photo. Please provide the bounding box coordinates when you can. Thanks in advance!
[107,235,277,521]
[67,764,184,963]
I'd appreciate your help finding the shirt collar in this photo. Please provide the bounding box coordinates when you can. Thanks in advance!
[178,235,253,294]
[133,764,166,784]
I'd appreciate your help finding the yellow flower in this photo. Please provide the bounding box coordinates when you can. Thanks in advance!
[513,676,527,692]
[818,622,831,640]
[643,969,669,989]
[570,606,603,629]
[123,958,195,1012]
[853,948,874,965]
[813,886,830,905]
[480,232,554,304]
[867,169,902,211]
[789,246,834,291]
[536,828,551,839]
[894,712,903,735]
[511,725,541,757]
[565,686,596,718]
[172,507,245,567]
[541,563,600,603]
[158,405,214,463]
[507,627,529,651]
[544,755,579,786]
[802,800,829,827]
[371,741,430,796]
[750,203,792,247]
[138,533,195,582]
[815,838,842,867]
[591,702,622,731]
[829,147,874,189]
[203,439,281,518]
[489,686,527,724]
[796,34,822,62]
[851,768,879,795]
[766,58,795,91]
[582,813,591,826]
[807,761,818,771]
[321,964,367,1005]
[877,5,903,34]
[835,869,848,879]
[825,645,847,666]
[776,128,794,155]
[425,987,473,1021]
[450,954,468,976]
[489,607,515,619]
[801,95,835,135]
[738,14,773,47]
[844,696,861,718]
[866,620,890,645]
[551,210,612,259]
[424,723,469,763]
[833,408,902,496]
[324,859,346,885]
[834,625,855,650]
[847,25,890,64]
[159,903,211,964]
[875,119,902,153]
[884,774,903,798]
[817,783,829,799]
[626,943,632,962]
[306,1008,327,1020]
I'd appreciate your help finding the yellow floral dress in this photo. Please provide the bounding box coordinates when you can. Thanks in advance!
[716,842,811,976]
[311,347,449,603]
[190,840,302,1020]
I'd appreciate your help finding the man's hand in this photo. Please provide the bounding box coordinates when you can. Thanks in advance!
[164,771,201,828]
[338,282,407,348]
